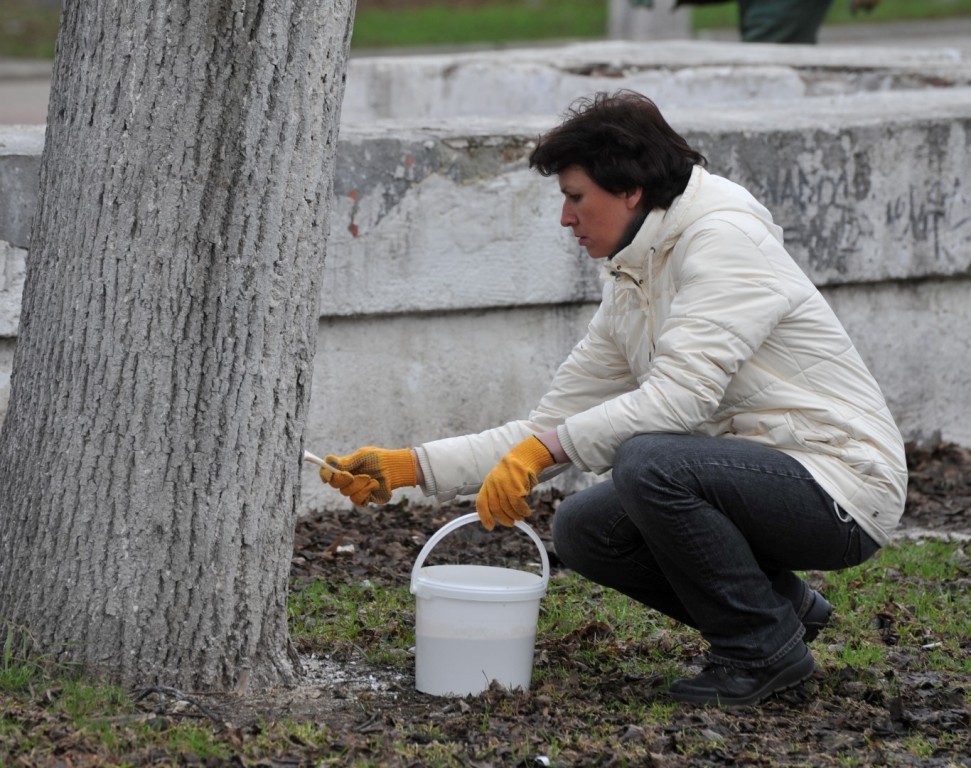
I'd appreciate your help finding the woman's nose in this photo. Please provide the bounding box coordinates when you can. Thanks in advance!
[560,202,576,228]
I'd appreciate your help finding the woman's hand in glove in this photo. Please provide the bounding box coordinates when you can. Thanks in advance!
[476,436,556,530]
[323,447,418,506]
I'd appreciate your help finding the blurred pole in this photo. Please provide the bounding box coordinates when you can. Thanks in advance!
[608,0,692,40]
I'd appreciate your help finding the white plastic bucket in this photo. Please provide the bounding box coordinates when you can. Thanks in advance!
[410,512,550,696]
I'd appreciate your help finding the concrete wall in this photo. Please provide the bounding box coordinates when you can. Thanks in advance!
[2,41,970,514]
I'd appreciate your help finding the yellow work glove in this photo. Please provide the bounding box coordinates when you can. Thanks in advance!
[476,436,555,531]
[323,447,417,506]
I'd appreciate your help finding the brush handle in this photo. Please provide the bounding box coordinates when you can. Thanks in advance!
[302,450,342,481]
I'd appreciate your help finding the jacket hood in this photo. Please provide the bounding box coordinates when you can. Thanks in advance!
[608,166,783,275]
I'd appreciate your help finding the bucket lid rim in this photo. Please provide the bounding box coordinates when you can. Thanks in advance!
[413,573,547,600]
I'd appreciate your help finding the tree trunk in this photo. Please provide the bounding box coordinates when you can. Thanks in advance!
[0,0,356,691]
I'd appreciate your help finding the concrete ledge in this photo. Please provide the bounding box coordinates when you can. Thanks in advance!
[0,127,42,338]
[0,241,25,336]
[342,40,971,120]
[0,125,44,250]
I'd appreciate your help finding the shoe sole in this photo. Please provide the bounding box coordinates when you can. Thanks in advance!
[670,647,816,707]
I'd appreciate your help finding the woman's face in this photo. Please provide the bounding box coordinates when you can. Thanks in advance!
[558,165,643,259]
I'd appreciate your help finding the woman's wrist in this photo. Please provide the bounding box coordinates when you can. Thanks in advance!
[410,448,425,489]
[535,430,569,465]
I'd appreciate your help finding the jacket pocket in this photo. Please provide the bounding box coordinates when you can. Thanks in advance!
[784,412,850,459]
[727,411,850,460]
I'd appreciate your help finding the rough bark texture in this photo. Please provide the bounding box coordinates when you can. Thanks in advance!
[0,0,356,691]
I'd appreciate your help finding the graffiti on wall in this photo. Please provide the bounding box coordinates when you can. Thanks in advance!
[741,162,968,279]
[751,163,874,275]
[885,178,969,265]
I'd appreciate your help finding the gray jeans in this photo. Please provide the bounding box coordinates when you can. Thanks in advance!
[552,433,880,668]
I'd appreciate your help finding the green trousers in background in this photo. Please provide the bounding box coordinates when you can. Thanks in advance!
[738,0,834,43]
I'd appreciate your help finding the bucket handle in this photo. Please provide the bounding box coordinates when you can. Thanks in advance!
[410,512,550,594]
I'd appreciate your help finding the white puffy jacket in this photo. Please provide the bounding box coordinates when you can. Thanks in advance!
[416,166,907,545]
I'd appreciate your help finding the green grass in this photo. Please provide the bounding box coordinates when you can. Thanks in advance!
[288,579,416,667]
[353,0,606,49]
[1,537,969,765]
[2,0,971,60]
[817,538,971,673]
[0,0,60,59]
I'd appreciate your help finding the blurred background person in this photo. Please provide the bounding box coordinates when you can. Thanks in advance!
[655,0,883,44]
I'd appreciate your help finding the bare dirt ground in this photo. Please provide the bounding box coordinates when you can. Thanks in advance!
[192,441,971,766]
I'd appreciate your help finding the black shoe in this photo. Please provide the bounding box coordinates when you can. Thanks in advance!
[801,590,832,642]
[670,642,815,707]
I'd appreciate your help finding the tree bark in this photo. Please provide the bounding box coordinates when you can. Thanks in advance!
[0,0,356,691]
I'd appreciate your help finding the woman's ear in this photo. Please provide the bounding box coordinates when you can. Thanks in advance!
[626,187,644,210]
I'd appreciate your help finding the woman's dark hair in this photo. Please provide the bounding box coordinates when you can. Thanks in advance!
[529,90,707,211]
